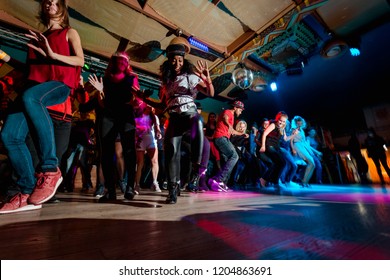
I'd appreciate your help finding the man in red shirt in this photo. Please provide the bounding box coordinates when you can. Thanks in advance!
[208,100,248,191]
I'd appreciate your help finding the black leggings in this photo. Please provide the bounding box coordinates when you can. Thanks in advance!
[164,109,204,184]
[264,145,286,184]
[99,115,136,195]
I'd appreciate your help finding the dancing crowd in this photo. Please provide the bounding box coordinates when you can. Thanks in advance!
[1,0,389,215]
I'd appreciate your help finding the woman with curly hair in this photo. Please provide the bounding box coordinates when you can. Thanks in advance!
[143,38,214,203]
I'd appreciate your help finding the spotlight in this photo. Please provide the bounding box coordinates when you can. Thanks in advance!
[349,47,360,56]
[347,36,361,57]
[270,82,278,92]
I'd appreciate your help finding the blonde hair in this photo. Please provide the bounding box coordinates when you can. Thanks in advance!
[291,115,307,130]
[235,120,247,132]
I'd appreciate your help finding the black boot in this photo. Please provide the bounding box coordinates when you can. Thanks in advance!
[166,183,179,204]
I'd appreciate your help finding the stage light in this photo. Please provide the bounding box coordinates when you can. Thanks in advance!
[349,47,360,56]
[188,36,209,52]
[347,36,361,57]
[270,82,278,92]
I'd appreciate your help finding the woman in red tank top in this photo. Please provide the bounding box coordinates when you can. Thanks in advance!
[0,0,84,214]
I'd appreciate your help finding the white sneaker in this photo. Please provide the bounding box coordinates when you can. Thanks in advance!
[279,182,287,188]
[152,182,162,192]
[208,178,228,192]
[134,184,140,195]
[289,181,300,188]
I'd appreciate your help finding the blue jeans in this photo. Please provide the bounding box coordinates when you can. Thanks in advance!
[214,137,239,183]
[280,147,298,183]
[1,81,70,193]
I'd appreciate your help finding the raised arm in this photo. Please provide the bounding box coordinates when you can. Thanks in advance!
[194,60,214,97]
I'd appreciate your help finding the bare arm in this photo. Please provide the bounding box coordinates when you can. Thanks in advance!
[260,123,275,152]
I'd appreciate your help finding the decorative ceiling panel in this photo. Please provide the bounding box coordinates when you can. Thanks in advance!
[221,0,293,31]
[147,0,244,49]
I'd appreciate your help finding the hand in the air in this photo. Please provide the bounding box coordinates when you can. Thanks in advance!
[195,60,211,84]
[88,74,104,92]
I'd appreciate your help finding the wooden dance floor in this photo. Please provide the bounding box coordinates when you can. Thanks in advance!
[1,173,390,260]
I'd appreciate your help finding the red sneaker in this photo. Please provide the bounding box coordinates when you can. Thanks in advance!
[0,193,42,214]
[29,167,63,205]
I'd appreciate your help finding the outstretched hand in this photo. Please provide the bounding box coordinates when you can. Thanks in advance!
[88,74,104,101]
[194,60,211,83]
[88,74,104,92]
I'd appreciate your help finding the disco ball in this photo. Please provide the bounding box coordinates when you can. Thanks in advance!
[231,68,253,89]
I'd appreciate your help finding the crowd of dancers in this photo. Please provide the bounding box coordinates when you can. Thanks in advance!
[0,0,389,215]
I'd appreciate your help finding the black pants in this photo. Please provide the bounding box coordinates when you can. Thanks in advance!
[164,109,204,184]
[99,115,136,195]
[263,145,286,184]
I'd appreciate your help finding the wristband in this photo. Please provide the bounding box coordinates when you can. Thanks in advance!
[0,51,8,60]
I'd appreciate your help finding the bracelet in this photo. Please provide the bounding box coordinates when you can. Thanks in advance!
[0,51,8,60]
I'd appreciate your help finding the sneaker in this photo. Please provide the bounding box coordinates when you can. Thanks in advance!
[278,181,287,188]
[134,184,140,195]
[152,181,162,192]
[161,181,168,190]
[187,173,200,192]
[219,181,230,191]
[29,168,63,205]
[98,192,117,203]
[208,178,228,192]
[124,188,135,201]
[299,183,311,188]
[0,193,42,214]
[288,181,300,188]
[94,184,105,197]
[118,179,127,193]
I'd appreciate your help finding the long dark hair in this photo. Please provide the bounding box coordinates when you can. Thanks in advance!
[159,57,195,85]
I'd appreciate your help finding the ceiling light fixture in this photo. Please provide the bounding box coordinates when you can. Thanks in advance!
[320,39,348,58]
[188,36,209,52]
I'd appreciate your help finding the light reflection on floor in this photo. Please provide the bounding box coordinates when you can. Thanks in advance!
[185,183,390,259]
